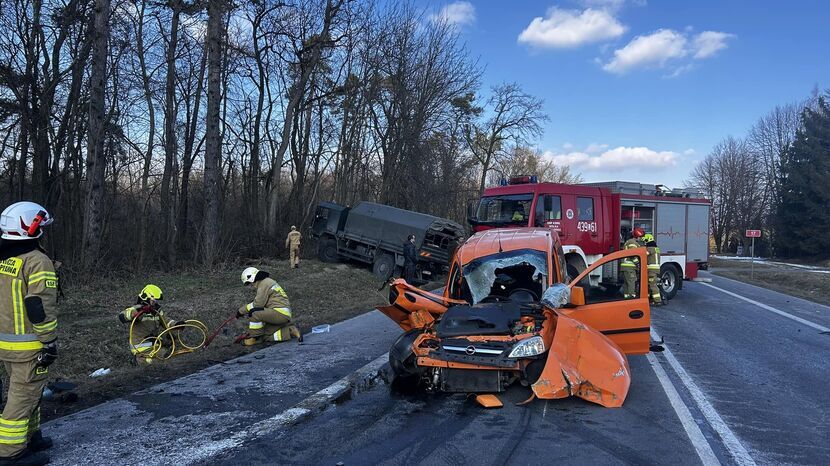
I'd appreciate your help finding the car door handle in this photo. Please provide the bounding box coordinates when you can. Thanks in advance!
[629,310,644,319]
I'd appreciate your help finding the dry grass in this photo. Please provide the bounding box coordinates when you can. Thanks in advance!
[709,257,830,306]
[5,258,386,420]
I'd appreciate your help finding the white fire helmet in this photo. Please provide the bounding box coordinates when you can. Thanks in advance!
[241,266,260,284]
[0,201,53,241]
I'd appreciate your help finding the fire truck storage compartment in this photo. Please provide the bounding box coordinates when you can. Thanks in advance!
[655,203,686,254]
[686,204,710,263]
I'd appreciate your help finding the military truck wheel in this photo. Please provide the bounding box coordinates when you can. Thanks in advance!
[373,253,396,279]
[659,264,680,300]
[318,239,339,263]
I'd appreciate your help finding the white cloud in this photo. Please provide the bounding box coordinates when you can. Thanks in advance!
[683,148,696,155]
[603,29,687,74]
[430,1,476,27]
[585,142,609,153]
[543,146,680,171]
[518,8,626,48]
[692,31,735,59]
[562,142,574,150]
[602,29,735,74]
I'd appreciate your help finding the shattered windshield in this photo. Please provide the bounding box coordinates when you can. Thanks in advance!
[475,195,533,224]
[451,249,549,304]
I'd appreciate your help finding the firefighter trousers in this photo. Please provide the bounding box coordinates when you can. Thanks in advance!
[289,246,300,268]
[622,263,638,297]
[248,309,296,342]
[0,359,46,457]
[648,270,661,302]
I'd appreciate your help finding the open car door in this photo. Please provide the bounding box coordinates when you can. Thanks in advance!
[559,248,651,354]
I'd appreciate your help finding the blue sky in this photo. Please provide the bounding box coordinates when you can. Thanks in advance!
[427,0,830,187]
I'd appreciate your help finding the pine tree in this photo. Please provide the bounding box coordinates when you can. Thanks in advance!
[775,96,830,258]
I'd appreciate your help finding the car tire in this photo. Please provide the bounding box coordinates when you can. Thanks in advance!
[389,329,422,377]
[660,264,680,300]
[318,238,339,263]
[373,253,396,279]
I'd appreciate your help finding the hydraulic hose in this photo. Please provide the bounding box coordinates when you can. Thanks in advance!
[128,312,208,361]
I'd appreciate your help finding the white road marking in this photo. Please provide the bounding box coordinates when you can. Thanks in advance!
[700,282,830,332]
[652,330,757,466]
[185,354,388,464]
[646,352,720,465]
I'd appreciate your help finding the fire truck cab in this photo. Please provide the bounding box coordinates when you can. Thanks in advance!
[468,176,711,300]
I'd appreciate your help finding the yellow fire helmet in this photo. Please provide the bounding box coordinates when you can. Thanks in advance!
[139,284,163,301]
[643,233,655,243]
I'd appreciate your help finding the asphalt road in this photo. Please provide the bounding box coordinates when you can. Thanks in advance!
[210,272,830,465]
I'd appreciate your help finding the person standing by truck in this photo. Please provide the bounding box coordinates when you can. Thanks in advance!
[621,228,645,298]
[285,226,301,269]
[643,233,663,305]
[403,234,417,283]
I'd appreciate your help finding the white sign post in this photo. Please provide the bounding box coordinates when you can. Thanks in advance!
[746,230,761,279]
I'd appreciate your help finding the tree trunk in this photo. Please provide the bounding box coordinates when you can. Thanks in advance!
[202,0,225,265]
[81,0,110,269]
[162,2,181,268]
[136,0,155,267]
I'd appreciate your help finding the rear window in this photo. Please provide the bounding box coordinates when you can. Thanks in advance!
[577,197,594,221]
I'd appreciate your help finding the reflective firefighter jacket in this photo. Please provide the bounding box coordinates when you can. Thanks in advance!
[285,230,301,249]
[646,246,661,273]
[0,247,58,362]
[621,238,644,270]
[242,277,292,320]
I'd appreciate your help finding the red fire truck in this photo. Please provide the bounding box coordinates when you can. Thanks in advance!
[468,177,710,299]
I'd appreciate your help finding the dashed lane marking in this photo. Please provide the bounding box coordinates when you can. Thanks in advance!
[700,282,829,332]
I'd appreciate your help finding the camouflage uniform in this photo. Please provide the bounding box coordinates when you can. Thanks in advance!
[621,237,643,298]
[285,229,302,269]
[240,277,298,343]
[0,243,57,458]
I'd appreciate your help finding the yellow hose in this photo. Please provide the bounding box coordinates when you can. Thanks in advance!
[128,315,208,362]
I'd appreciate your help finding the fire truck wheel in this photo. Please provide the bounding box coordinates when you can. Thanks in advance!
[659,264,679,300]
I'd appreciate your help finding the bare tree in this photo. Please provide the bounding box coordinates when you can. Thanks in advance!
[81,0,111,269]
[202,0,226,264]
[468,83,547,195]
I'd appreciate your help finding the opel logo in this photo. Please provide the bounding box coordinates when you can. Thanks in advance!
[465,346,476,355]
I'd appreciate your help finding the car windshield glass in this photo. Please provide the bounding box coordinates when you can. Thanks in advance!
[455,249,549,304]
[475,195,533,223]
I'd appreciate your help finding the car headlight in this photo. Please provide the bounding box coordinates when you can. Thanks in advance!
[507,336,546,358]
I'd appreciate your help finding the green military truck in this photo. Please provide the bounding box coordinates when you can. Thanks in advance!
[311,201,465,280]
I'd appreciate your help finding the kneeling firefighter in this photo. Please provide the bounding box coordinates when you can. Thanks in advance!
[0,202,58,466]
[118,285,181,365]
[237,267,301,345]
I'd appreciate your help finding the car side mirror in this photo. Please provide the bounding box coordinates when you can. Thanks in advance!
[569,286,585,306]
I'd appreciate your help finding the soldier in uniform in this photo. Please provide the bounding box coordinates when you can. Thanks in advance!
[285,226,302,269]
[643,233,663,305]
[0,202,58,466]
[237,267,301,345]
[621,227,645,299]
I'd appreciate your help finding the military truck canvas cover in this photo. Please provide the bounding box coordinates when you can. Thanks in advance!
[343,202,464,252]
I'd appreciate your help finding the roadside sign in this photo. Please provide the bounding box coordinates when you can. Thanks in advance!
[745,230,761,278]
[746,230,761,238]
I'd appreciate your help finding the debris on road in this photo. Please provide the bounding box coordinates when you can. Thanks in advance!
[312,324,331,333]
[89,368,111,378]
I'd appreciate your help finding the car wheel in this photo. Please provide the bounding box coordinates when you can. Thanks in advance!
[318,238,339,263]
[373,253,396,279]
[660,264,679,300]
[389,329,422,377]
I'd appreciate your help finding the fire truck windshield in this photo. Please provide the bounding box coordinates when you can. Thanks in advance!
[474,194,533,225]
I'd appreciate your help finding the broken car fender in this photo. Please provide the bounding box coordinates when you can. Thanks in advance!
[531,312,631,408]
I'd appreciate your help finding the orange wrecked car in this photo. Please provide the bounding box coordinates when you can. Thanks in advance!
[379,228,652,408]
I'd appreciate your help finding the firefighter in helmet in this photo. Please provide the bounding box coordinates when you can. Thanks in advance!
[118,285,181,365]
[285,226,301,269]
[236,267,301,345]
[0,202,58,465]
[643,233,663,305]
[621,227,645,298]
